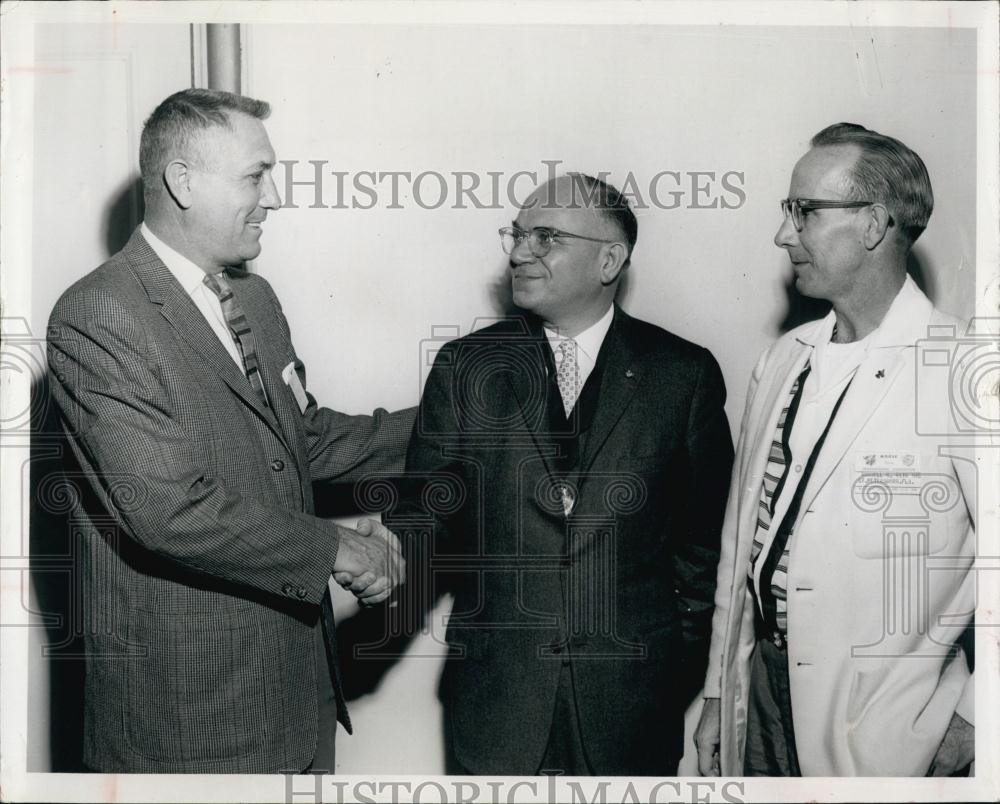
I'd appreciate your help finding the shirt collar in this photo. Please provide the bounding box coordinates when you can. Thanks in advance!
[795,275,932,349]
[140,222,213,296]
[543,304,615,363]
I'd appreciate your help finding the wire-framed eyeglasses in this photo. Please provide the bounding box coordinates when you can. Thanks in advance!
[499,225,617,257]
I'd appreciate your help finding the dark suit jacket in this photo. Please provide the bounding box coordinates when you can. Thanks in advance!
[46,228,413,773]
[396,307,734,775]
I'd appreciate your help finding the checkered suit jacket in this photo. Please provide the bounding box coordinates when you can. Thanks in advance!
[46,228,414,773]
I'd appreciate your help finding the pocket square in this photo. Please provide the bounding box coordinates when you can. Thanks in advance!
[281,362,309,413]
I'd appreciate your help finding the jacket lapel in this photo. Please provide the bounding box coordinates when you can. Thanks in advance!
[744,341,813,485]
[576,307,643,476]
[232,272,302,456]
[123,229,289,449]
[502,320,562,478]
[794,277,934,521]
[796,349,905,517]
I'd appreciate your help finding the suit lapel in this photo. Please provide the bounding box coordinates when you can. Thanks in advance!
[795,277,934,519]
[729,338,814,571]
[576,307,643,476]
[233,274,303,455]
[745,342,813,484]
[123,229,289,450]
[503,308,644,498]
[797,348,905,516]
[502,322,562,478]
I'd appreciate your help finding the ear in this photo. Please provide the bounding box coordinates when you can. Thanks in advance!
[862,203,892,250]
[599,242,628,286]
[163,159,194,210]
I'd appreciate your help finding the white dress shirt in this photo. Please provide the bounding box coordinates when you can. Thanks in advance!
[140,223,243,369]
[543,304,615,406]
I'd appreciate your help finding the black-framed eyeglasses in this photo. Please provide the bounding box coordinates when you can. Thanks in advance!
[499,225,617,257]
[780,198,875,232]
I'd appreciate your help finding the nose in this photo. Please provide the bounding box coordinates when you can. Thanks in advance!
[260,171,282,211]
[508,237,536,267]
[774,213,798,249]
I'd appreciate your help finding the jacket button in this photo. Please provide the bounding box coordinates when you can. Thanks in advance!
[271,459,285,472]
[295,586,307,599]
[281,583,294,595]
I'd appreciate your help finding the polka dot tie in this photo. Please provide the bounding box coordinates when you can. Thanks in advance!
[555,339,579,417]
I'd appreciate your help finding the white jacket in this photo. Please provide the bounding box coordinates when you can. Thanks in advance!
[704,277,978,776]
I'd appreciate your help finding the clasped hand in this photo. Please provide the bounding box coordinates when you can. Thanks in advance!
[331,518,405,606]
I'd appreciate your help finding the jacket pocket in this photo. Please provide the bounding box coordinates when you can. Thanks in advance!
[124,610,266,762]
[849,456,960,558]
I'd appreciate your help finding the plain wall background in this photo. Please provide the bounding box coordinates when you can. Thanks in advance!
[25,20,976,774]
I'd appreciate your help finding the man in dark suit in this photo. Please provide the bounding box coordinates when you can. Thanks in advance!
[396,174,734,775]
[46,88,411,773]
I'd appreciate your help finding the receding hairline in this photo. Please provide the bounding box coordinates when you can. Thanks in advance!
[139,89,272,191]
[798,143,864,193]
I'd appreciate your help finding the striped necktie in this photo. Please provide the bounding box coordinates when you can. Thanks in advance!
[203,271,270,408]
[748,362,811,635]
[750,360,854,637]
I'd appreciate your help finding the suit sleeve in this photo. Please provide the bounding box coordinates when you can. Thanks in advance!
[674,348,735,699]
[703,347,769,697]
[48,286,341,606]
[390,342,462,544]
[259,280,416,484]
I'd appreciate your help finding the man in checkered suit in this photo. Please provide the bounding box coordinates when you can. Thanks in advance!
[46,88,413,773]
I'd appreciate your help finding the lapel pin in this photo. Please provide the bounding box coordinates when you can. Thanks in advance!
[875,369,885,379]
[625,369,635,379]
[559,483,576,518]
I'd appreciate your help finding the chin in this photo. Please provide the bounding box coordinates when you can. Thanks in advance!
[794,275,820,298]
[511,290,533,311]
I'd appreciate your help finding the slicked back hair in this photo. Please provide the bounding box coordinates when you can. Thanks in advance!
[139,88,270,197]
[811,122,933,245]
[563,173,639,269]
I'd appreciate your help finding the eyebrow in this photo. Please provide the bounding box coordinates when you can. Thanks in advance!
[247,161,274,173]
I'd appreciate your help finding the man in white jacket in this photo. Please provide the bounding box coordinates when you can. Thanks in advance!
[695,123,977,776]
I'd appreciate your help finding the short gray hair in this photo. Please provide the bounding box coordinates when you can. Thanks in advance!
[139,88,270,194]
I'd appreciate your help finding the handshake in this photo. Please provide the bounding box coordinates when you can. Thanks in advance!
[331,518,406,606]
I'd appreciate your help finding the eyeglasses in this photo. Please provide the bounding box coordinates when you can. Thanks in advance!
[499,225,617,257]
[780,198,874,232]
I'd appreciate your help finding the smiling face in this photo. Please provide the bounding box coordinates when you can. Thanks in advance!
[509,177,623,335]
[774,144,872,305]
[185,112,280,270]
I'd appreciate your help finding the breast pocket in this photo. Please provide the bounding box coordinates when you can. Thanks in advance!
[849,453,961,558]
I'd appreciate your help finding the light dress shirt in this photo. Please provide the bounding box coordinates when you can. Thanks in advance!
[141,222,243,369]
[543,304,614,405]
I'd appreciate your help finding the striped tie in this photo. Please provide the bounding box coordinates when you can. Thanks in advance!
[203,271,270,408]
[749,362,811,633]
